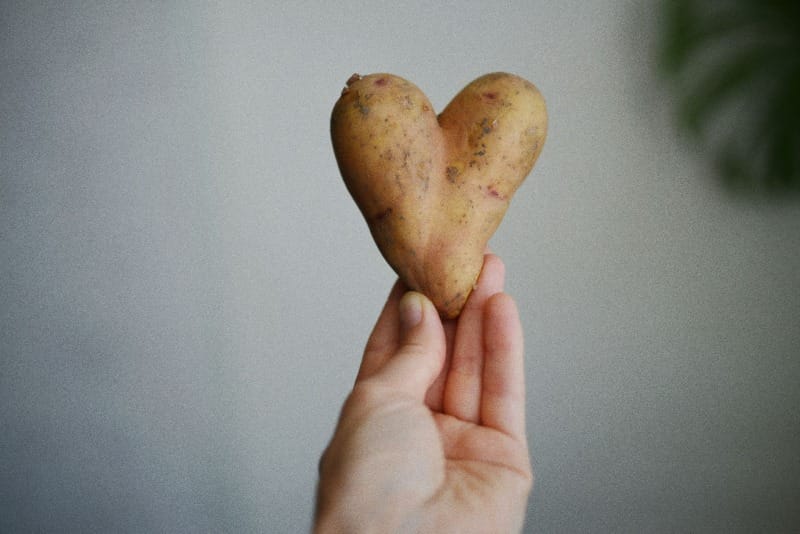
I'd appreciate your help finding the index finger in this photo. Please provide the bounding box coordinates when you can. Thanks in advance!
[480,292,527,440]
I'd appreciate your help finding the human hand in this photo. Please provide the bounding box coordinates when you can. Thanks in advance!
[315,254,531,533]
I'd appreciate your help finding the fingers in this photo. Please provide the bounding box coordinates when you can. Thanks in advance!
[442,254,506,422]
[480,293,527,440]
[423,320,455,411]
[356,280,406,382]
[367,291,447,400]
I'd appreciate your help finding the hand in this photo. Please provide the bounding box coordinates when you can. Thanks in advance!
[315,254,531,533]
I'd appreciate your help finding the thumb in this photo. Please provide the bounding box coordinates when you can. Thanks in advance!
[371,291,446,400]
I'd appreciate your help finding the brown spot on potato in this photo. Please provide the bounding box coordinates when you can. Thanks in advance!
[372,207,392,222]
[446,166,459,183]
[353,94,370,116]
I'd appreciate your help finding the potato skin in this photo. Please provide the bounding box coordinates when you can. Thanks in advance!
[331,73,546,318]
[439,72,547,203]
[331,74,455,313]
[331,74,441,259]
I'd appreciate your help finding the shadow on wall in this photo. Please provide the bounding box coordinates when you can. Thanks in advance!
[658,0,800,196]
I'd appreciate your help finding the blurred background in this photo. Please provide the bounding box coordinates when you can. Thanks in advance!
[2,1,799,532]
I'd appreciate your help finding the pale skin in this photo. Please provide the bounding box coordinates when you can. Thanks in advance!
[315,254,532,533]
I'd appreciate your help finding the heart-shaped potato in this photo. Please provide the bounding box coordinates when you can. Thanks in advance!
[331,72,547,317]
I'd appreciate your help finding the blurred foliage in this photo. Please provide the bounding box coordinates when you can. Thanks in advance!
[660,0,800,194]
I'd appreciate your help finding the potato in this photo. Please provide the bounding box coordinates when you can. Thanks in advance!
[331,72,547,318]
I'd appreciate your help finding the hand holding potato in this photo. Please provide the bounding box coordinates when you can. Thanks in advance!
[331,72,547,317]
[315,254,531,533]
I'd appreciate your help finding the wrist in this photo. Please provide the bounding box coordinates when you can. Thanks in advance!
[314,486,417,534]
[314,504,405,534]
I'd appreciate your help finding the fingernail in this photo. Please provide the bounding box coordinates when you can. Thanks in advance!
[399,292,423,330]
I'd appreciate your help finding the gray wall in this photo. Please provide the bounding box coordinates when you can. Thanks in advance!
[2,2,799,532]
